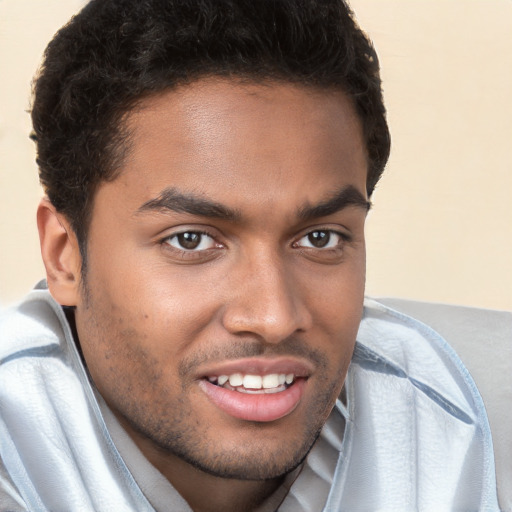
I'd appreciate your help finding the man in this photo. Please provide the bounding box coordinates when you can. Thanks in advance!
[0,0,499,510]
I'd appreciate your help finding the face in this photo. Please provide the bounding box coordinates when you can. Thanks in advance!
[74,79,369,481]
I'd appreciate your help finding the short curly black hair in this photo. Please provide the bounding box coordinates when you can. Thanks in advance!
[31,0,390,255]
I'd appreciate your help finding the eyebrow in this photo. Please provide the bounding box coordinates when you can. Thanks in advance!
[298,185,371,221]
[136,184,370,223]
[137,187,241,221]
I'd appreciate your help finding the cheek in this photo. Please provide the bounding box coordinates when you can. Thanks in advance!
[76,282,180,409]
[79,255,229,377]
[304,258,365,366]
[305,256,365,319]
[89,241,210,311]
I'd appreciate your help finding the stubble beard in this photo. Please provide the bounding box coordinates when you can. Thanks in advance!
[78,278,348,482]
[110,365,344,481]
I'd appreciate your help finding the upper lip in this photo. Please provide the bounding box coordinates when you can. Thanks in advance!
[197,357,315,379]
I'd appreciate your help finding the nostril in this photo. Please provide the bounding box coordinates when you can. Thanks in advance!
[220,263,312,341]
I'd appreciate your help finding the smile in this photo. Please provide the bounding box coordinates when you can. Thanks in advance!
[207,373,295,394]
[197,357,313,422]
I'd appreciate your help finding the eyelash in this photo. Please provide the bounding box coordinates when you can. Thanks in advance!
[294,229,350,251]
[161,230,221,258]
[160,227,351,261]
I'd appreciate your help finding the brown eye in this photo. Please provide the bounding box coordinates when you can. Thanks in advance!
[165,231,216,251]
[296,230,343,250]
[308,231,330,248]
[177,232,201,249]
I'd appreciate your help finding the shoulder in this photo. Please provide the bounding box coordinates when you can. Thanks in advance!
[0,286,66,362]
[351,298,489,436]
[354,298,510,511]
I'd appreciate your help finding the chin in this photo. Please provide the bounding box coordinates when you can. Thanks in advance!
[161,422,324,481]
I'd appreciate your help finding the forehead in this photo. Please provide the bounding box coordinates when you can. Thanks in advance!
[102,78,368,214]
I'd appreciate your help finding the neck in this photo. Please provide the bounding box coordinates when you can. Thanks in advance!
[117,416,288,512]
[157,451,283,512]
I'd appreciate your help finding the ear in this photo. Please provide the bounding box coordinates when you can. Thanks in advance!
[37,198,82,306]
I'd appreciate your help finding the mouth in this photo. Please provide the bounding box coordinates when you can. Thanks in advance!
[197,359,311,423]
[205,372,295,394]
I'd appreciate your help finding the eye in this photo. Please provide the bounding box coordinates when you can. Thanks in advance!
[164,231,217,251]
[295,230,344,249]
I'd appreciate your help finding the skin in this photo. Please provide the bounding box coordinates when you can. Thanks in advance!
[38,78,369,512]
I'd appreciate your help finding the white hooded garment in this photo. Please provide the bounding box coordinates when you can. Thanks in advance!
[0,287,499,511]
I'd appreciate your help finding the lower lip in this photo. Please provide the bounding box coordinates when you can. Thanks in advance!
[199,379,306,422]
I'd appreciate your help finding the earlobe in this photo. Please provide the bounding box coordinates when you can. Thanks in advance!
[37,198,82,306]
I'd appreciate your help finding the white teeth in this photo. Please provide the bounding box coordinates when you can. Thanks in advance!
[210,372,295,390]
[218,375,229,386]
[229,373,243,387]
[243,375,262,389]
[262,374,280,389]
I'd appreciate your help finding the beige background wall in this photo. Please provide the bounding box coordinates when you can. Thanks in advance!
[1,0,511,310]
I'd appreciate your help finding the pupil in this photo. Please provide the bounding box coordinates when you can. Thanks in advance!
[308,231,329,248]
[178,232,201,249]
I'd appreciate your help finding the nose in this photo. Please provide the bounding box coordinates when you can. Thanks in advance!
[221,250,313,344]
